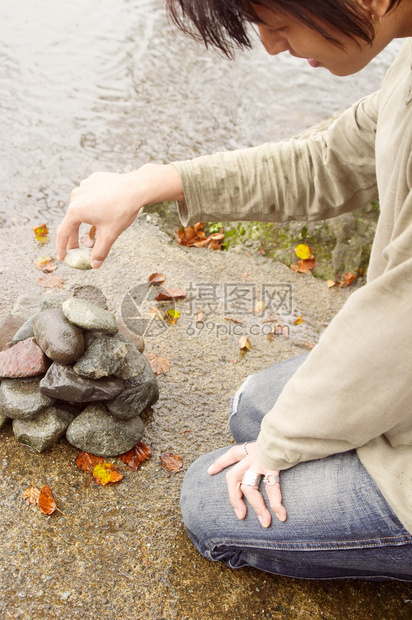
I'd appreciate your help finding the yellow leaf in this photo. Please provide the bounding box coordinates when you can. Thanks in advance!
[294,315,304,325]
[295,244,311,260]
[92,463,123,485]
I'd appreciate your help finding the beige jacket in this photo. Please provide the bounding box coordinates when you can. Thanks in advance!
[173,40,412,533]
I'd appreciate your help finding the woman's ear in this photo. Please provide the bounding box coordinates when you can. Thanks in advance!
[354,0,393,20]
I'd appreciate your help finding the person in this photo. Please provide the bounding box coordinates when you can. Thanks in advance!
[56,0,412,580]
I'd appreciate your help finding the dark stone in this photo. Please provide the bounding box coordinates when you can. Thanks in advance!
[66,403,144,457]
[12,314,36,344]
[40,363,124,403]
[33,307,85,364]
[113,343,146,380]
[73,334,131,379]
[0,338,49,378]
[13,405,75,452]
[0,314,25,351]
[107,358,158,420]
[0,376,55,420]
[0,413,8,429]
[73,285,108,310]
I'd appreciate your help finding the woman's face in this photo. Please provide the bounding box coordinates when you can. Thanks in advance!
[251,2,403,76]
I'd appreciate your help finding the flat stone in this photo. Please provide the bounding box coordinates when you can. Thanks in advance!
[12,314,36,344]
[66,403,144,457]
[40,289,73,309]
[0,338,49,378]
[0,377,55,420]
[113,342,146,380]
[33,307,85,364]
[73,334,131,379]
[107,357,158,420]
[73,285,108,310]
[13,405,75,452]
[62,298,118,334]
[116,317,145,353]
[40,362,124,402]
[63,248,92,270]
[12,293,42,320]
[0,314,25,351]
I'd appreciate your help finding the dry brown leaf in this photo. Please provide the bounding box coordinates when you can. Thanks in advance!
[343,272,356,287]
[196,311,205,322]
[174,222,224,250]
[119,442,152,471]
[160,452,183,472]
[80,226,96,248]
[37,275,64,288]
[254,300,266,313]
[146,353,171,375]
[148,273,166,285]
[32,223,49,244]
[154,288,187,301]
[23,485,41,505]
[149,306,165,321]
[75,451,105,473]
[35,256,58,273]
[92,463,123,485]
[239,336,252,352]
[303,342,315,350]
[38,485,57,515]
[327,279,337,288]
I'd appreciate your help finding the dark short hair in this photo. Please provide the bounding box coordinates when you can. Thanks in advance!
[167,0,401,58]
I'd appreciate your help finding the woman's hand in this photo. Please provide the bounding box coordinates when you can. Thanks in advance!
[208,441,287,527]
[56,163,184,268]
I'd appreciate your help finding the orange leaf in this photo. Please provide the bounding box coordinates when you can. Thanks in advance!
[38,485,57,515]
[327,279,337,288]
[343,272,356,287]
[75,451,105,473]
[92,462,123,485]
[23,485,41,505]
[174,222,224,250]
[32,223,50,244]
[146,353,171,375]
[155,288,187,301]
[37,275,64,288]
[294,315,304,325]
[80,226,96,248]
[35,256,58,273]
[119,442,152,471]
[148,273,166,285]
[160,452,183,472]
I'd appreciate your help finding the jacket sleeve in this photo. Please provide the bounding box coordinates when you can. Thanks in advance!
[172,90,379,226]
[256,179,412,471]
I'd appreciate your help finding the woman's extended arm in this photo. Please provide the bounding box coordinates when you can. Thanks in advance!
[56,163,184,268]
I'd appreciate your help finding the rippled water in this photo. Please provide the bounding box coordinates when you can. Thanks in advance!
[0,0,402,228]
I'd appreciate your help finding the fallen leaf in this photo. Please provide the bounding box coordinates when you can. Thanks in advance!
[23,485,41,505]
[35,256,58,273]
[327,279,337,288]
[92,462,123,485]
[167,309,180,324]
[239,336,252,352]
[148,273,166,285]
[149,306,165,321]
[294,315,304,325]
[80,226,96,248]
[196,311,205,322]
[160,452,183,472]
[295,244,311,260]
[290,258,316,273]
[38,485,57,515]
[303,342,315,350]
[343,272,356,287]
[119,442,152,471]
[75,451,105,473]
[254,300,266,313]
[174,222,224,250]
[37,275,64,288]
[32,223,49,244]
[155,288,187,301]
[146,353,171,375]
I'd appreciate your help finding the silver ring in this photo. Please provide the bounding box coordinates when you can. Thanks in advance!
[263,474,280,486]
[241,470,262,487]
[243,442,248,456]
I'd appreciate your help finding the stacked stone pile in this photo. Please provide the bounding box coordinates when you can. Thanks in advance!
[0,287,158,456]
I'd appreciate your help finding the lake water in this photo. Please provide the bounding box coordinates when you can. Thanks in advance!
[0,0,403,228]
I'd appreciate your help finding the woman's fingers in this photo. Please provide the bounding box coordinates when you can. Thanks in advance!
[241,485,272,528]
[207,443,252,475]
[265,478,287,522]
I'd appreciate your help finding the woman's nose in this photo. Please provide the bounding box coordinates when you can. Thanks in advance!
[257,24,289,55]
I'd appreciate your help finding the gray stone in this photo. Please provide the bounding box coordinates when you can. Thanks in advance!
[113,342,146,380]
[73,334,131,379]
[13,405,75,452]
[116,318,145,353]
[40,289,73,309]
[0,377,55,420]
[0,413,8,429]
[107,358,158,420]
[66,403,144,456]
[33,307,85,364]
[63,248,92,270]
[12,293,42,320]
[40,363,124,403]
[0,314,25,351]
[73,285,108,310]
[12,314,36,344]
[62,298,118,334]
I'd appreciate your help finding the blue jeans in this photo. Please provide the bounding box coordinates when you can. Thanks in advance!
[180,354,412,580]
